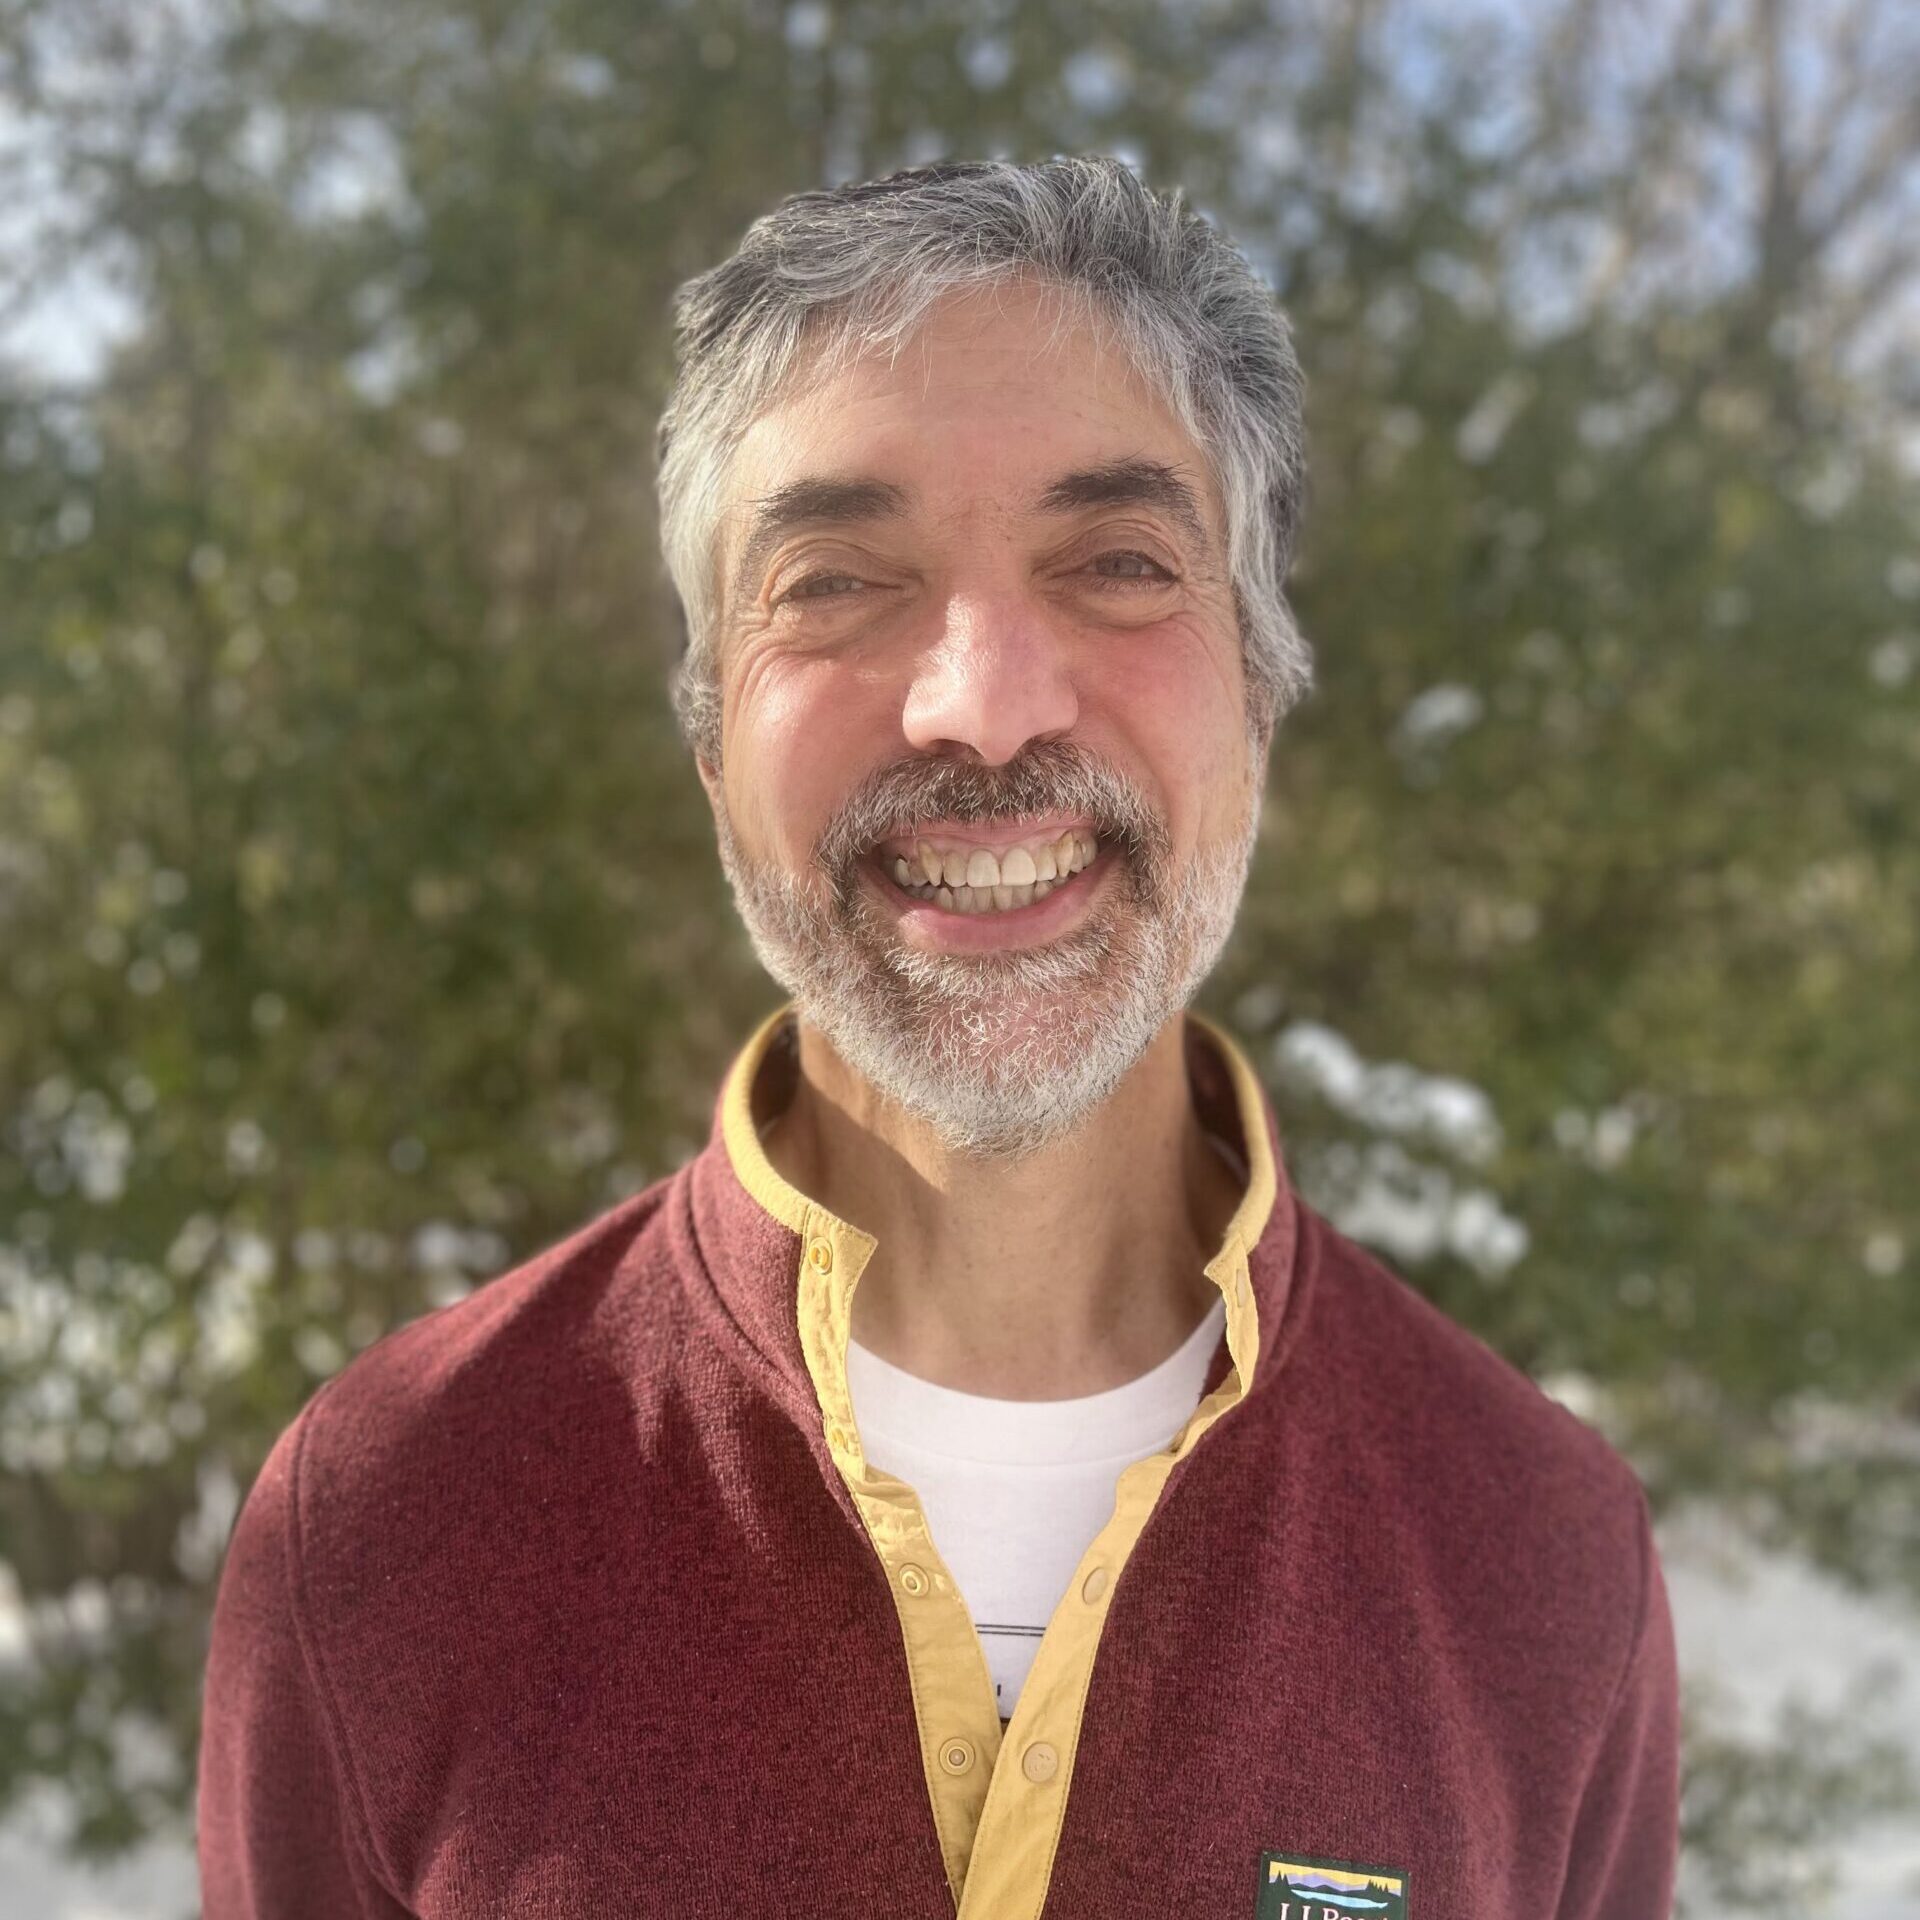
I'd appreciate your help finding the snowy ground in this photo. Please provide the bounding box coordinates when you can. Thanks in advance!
[1663,1503,1920,1919]
[4,1504,1916,1920]
[0,1790,198,1920]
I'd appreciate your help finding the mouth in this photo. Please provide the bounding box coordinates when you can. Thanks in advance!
[860,820,1114,949]
[876,824,1102,914]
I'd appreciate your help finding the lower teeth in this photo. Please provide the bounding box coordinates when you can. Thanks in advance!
[897,872,1070,913]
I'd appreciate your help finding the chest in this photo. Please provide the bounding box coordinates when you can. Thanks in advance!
[347,1466,1579,1920]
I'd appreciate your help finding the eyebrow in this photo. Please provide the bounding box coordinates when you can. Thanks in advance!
[730,476,910,609]
[1035,458,1211,555]
[727,456,1214,610]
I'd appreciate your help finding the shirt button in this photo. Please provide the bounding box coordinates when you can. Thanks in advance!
[939,1737,975,1776]
[1080,1565,1110,1605]
[807,1237,834,1275]
[1022,1741,1059,1784]
[900,1563,930,1597]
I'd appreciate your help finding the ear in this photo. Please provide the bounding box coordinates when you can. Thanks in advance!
[694,752,723,813]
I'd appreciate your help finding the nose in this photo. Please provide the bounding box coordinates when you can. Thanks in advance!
[901,590,1079,765]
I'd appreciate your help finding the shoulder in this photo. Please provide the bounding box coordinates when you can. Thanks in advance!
[1281,1204,1657,1660]
[1300,1202,1645,1505]
[266,1167,693,1566]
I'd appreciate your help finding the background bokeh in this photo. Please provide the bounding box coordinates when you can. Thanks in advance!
[2,1,1917,1914]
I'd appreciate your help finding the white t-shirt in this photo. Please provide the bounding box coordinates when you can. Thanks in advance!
[845,1291,1227,1723]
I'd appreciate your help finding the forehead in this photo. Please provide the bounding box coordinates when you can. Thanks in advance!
[720,279,1221,540]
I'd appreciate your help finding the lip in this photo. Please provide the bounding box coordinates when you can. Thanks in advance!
[866,843,1115,952]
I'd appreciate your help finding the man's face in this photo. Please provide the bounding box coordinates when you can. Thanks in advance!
[700,278,1268,1156]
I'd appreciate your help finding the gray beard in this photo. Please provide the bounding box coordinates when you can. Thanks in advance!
[709,740,1261,1159]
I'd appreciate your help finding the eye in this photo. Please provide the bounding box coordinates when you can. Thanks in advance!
[1087,550,1176,588]
[779,571,866,604]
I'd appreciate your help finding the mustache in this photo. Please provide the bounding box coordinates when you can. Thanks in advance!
[814,740,1170,903]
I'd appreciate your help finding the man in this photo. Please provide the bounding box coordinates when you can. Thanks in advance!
[199,159,1679,1919]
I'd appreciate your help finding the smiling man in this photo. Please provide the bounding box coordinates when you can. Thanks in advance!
[199,160,1680,1920]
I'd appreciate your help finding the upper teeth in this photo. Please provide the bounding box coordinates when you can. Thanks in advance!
[885,830,1099,912]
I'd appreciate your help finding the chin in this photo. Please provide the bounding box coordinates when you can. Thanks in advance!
[804,964,1179,1158]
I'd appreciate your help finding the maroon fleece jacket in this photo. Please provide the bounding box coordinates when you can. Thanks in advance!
[197,1017,1679,1918]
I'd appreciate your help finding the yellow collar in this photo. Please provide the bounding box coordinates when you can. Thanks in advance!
[720,1000,1275,1255]
[717,1001,1278,1417]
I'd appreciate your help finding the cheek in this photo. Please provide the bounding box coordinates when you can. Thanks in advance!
[723,654,898,866]
[1079,626,1249,838]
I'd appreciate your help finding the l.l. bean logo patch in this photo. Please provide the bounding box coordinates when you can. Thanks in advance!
[1255,1850,1409,1919]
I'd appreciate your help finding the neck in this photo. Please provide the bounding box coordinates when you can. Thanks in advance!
[760,1012,1243,1399]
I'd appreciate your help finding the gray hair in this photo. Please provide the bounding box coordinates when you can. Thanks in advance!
[655,156,1312,763]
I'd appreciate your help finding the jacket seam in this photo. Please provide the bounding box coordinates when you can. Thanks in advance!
[675,1165,815,1423]
[1581,1475,1656,1794]
[285,1389,411,1910]
[1028,1494,1145,1919]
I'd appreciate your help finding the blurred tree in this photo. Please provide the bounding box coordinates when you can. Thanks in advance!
[1211,0,1920,1576]
[0,0,1915,1908]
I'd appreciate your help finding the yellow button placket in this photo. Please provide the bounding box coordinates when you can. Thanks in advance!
[950,1236,1260,1920]
[794,1205,1006,1908]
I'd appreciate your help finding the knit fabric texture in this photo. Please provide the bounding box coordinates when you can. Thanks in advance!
[197,1014,1680,1918]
